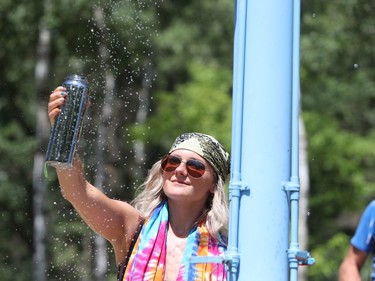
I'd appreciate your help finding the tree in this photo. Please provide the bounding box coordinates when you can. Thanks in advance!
[33,0,53,279]
[300,2,375,279]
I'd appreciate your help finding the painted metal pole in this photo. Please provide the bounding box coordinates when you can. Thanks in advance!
[286,0,303,280]
[228,0,294,280]
[225,0,247,280]
[286,1,315,279]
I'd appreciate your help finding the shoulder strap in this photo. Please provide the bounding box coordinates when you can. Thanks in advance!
[117,220,144,281]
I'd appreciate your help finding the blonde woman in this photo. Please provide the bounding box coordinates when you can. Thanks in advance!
[48,87,230,281]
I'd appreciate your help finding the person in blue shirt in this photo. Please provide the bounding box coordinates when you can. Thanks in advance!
[339,200,375,281]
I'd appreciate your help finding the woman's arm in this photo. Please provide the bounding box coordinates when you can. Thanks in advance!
[48,87,142,264]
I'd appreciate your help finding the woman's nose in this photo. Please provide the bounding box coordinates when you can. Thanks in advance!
[174,161,188,176]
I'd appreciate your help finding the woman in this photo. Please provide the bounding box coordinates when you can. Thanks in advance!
[48,87,231,281]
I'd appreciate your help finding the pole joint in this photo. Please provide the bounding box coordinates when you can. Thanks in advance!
[283,179,300,192]
[289,249,316,266]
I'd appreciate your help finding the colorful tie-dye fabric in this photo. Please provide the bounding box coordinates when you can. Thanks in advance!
[123,201,227,281]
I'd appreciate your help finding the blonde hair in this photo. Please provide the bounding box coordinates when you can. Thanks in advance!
[131,160,229,240]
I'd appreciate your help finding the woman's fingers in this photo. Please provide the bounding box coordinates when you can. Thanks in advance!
[48,87,67,126]
[49,87,66,101]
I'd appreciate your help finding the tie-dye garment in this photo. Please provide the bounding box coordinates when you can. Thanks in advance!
[123,201,227,281]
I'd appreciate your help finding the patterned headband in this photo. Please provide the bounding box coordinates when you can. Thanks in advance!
[169,132,230,182]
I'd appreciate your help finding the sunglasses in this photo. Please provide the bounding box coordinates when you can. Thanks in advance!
[161,154,206,178]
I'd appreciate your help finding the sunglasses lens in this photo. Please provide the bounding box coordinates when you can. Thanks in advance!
[161,155,181,172]
[161,155,206,178]
[186,160,205,178]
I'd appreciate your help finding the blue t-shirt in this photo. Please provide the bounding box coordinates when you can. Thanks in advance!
[351,200,375,280]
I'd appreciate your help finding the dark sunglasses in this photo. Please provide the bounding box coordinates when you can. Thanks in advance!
[161,154,206,178]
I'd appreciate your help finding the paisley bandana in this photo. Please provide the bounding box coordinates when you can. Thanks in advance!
[169,133,230,183]
[123,201,227,281]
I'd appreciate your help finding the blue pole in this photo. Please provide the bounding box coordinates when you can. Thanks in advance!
[287,0,302,280]
[228,0,294,280]
[286,1,315,279]
[226,0,247,279]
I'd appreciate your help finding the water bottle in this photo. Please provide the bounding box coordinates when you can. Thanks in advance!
[45,74,89,168]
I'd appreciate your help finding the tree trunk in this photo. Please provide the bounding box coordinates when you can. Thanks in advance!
[132,59,152,175]
[298,116,310,281]
[92,5,116,281]
[33,0,52,279]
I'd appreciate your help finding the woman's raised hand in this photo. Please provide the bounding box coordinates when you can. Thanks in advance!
[48,86,67,126]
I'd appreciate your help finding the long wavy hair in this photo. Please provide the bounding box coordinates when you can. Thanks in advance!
[131,159,229,240]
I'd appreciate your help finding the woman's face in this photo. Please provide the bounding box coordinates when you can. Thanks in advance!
[162,149,215,205]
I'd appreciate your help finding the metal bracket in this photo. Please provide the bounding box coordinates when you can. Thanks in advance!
[295,250,315,266]
[190,251,240,273]
[229,180,249,192]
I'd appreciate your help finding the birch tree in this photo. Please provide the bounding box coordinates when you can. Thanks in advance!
[33,0,52,280]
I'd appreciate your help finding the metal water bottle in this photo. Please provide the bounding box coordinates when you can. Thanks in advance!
[45,74,89,168]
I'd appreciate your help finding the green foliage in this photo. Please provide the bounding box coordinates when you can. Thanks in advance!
[309,232,374,281]
[131,61,232,155]
[308,232,349,281]
[301,1,375,279]
[0,121,36,278]
[154,0,233,88]
[304,112,375,244]
[301,0,375,133]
